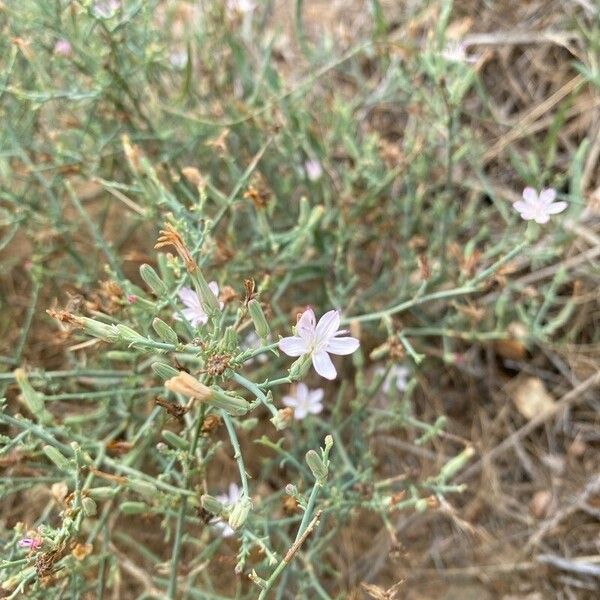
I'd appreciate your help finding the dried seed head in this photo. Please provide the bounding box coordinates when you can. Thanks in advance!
[181,166,206,190]
[201,413,222,435]
[155,223,196,272]
[204,354,231,377]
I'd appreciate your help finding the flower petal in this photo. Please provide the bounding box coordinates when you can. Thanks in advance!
[282,395,299,408]
[307,401,323,415]
[534,213,550,224]
[512,200,528,214]
[539,188,556,205]
[522,187,538,204]
[312,350,336,380]
[325,336,359,355]
[295,382,309,402]
[294,406,308,420]
[315,310,341,344]
[181,307,207,326]
[296,308,316,342]
[279,336,308,357]
[308,388,324,404]
[546,201,567,215]
[178,287,200,308]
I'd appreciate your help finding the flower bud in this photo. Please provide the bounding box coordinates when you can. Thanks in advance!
[223,326,238,349]
[305,449,328,483]
[128,479,157,500]
[285,483,298,496]
[116,324,147,346]
[87,487,117,501]
[119,501,148,515]
[228,497,252,531]
[14,369,52,425]
[190,269,220,314]
[162,429,189,450]
[139,264,167,297]
[152,362,179,380]
[43,446,71,472]
[208,387,251,416]
[79,317,118,342]
[152,318,178,345]
[247,299,270,339]
[81,497,97,517]
[415,498,428,512]
[438,446,475,482]
[201,494,224,515]
[288,354,312,381]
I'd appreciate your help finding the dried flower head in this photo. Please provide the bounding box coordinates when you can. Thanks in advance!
[165,371,212,400]
[155,224,196,272]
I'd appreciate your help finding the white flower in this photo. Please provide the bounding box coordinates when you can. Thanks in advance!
[212,483,241,538]
[242,332,268,364]
[169,50,188,70]
[513,187,567,224]
[441,41,477,64]
[282,383,324,420]
[376,364,410,393]
[226,0,256,14]
[53,39,72,57]
[304,159,323,182]
[175,283,222,327]
[279,308,360,380]
[92,0,120,19]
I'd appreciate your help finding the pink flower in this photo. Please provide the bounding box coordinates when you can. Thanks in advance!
[175,283,222,327]
[53,39,72,57]
[17,537,42,551]
[513,187,567,224]
[92,0,120,19]
[279,308,360,380]
[304,159,323,182]
[213,483,241,538]
[282,383,324,419]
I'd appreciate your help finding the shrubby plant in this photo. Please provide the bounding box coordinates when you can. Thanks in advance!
[0,0,592,598]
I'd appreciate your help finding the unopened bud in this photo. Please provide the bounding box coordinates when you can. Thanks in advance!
[208,387,251,416]
[152,362,179,380]
[139,264,167,297]
[247,299,270,339]
[305,449,328,483]
[43,446,71,472]
[162,429,189,450]
[14,369,52,425]
[228,497,252,530]
[415,498,428,512]
[190,270,220,314]
[288,354,311,381]
[201,494,224,515]
[81,497,97,517]
[116,324,147,346]
[152,318,178,345]
[438,446,475,482]
[80,317,118,342]
[128,480,157,500]
[87,487,117,501]
[119,501,148,515]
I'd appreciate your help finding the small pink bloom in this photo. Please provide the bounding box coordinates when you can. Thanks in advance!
[127,294,137,304]
[304,159,323,182]
[174,283,223,327]
[213,483,241,538]
[513,187,567,224]
[92,0,120,19]
[282,383,324,420]
[17,537,42,550]
[54,39,72,57]
[279,308,360,380]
